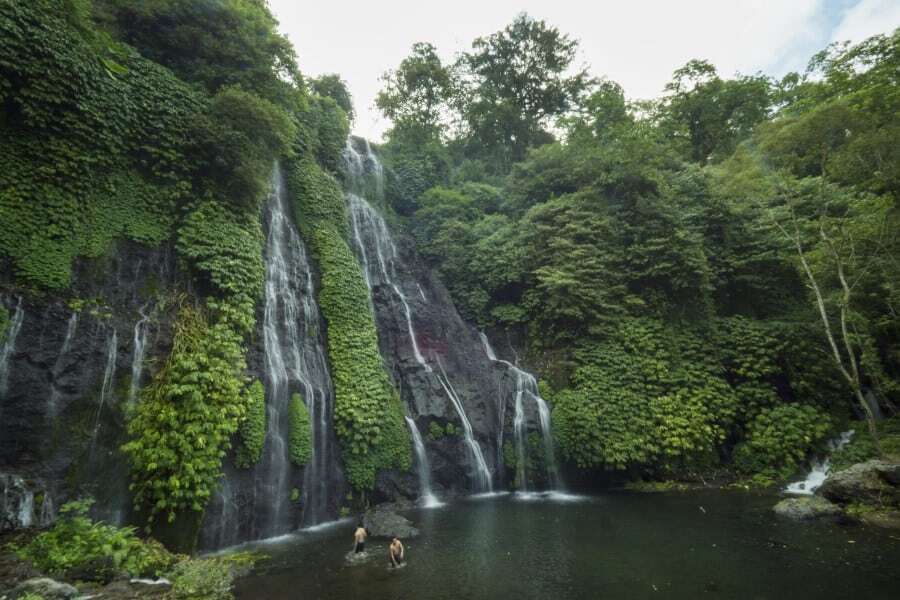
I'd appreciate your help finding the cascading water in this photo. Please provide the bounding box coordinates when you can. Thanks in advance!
[345,160,430,373]
[785,430,855,495]
[480,332,561,491]
[405,416,441,507]
[0,297,25,400]
[90,328,117,449]
[436,359,493,492]
[254,165,335,539]
[48,311,78,419]
[127,305,150,406]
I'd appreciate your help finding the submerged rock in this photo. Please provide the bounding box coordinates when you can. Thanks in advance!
[9,577,78,600]
[363,508,419,539]
[774,496,844,521]
[818,460,900,507]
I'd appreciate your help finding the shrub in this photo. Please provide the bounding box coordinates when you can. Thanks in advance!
[17,499,176,579]
[167,557,234,600]
[734,404,832,479]
[235,380,266,468]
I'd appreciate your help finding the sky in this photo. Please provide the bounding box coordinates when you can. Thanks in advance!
[269,0,900,141]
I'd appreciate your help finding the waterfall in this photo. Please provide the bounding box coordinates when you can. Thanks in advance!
[127,305,150,406]
[48,311,78,418]
[347,193,431,372]
[480,332,561,491]
[255,165,335,538]
[90,328,117,448]
[0,297,25,400]
[785,430,855,495]
[436,360,492,492]
[405,416,442,507]
[416,284,427,303]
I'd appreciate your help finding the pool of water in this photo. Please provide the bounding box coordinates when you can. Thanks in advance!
[232,490,900,600]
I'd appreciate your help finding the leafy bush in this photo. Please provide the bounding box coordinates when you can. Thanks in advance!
[17,499,176,579]
[831,417,900,471]
[235,380,266,468]
[289,393,312,466]
[733,404,832,479]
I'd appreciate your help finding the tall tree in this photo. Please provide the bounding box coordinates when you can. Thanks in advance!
[456,13,593,171]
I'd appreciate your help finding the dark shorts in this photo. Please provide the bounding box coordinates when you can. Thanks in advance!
[355,541,365,553]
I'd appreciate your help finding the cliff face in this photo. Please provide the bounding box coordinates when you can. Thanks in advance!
[0,241,177,529]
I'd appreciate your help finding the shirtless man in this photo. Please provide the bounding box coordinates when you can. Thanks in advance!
[353,522,367,553]
[389,537,404,568]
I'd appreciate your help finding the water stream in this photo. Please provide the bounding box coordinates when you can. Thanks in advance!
[0,296,25,400]
[480,332,561,491]
[785,430,855,495]
[405,416,442,507]
[48,311,78,418]
[90,328,117,451]
[127,305,151,406]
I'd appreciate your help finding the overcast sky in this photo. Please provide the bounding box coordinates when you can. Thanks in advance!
[269,0,900,141]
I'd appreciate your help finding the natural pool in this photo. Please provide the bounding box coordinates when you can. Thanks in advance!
[232,490,900,600]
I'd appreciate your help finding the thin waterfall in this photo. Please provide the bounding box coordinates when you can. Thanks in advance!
[436,359,492,492]
[347,193,431,372]
[405,416,441,507]
[90,328,117,449]
[256,165,335,538]
[480,332,561,491]
[127,305,150,406]
[48,311,78,418]
[0,297,25,400]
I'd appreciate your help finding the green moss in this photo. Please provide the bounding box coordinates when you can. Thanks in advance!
[235,380,266,469]
[289,393,312,467]
[428,421,445,440]
[286,156,410,491]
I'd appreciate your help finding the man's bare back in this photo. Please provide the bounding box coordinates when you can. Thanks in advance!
[353,525,367,553]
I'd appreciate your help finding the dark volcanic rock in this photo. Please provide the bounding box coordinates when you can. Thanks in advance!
[363,508,419,539]
[818,460,900,507]
[774,496,844,521]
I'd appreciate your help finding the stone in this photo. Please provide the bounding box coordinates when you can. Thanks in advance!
[363,508,419,539]
[818,460,900,507]
[774,496,844,521]
[10,577,78,600]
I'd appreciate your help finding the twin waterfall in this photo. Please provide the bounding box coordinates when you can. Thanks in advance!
[257,166,335,536]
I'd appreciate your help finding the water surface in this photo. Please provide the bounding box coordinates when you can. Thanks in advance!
[234,491,900,600]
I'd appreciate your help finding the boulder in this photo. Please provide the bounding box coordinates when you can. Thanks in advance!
[363,508,419,539]
[10,577,78,600]
[818,460,900,507]
[773,496,844,521]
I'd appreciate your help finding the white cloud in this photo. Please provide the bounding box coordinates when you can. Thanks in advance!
[268,0,896,141]
[830,0,900,44]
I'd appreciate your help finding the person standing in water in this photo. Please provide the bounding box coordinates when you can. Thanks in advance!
[389,537,404,568]
[353,521,368,553]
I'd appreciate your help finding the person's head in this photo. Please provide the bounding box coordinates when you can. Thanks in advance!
[392,537,399,543]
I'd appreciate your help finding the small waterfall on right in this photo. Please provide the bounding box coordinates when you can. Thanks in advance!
[127,305,151,406]
[0,296,25,400]
[785,430,855,495]
[480,332,562,492]
[405,416,442,507]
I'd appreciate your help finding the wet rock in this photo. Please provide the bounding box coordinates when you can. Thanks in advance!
[89,579,171,599]
[774,496,844,521]
[0,474,35,532]
[363,508,419,539]
[818,460,900,507]
[856,509,900,530]
[9,577,78,600]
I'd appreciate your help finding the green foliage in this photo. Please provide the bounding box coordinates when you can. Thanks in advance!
[94,0,302,108]
[831,417,900,471]
[552,318,737,472]
[286,157,410,490]
[17,499,176,579]
[167,557,234,600]
[732,404,832,479]
[0,305,8,344]
[289,393,313,467]
[0,1,202,289]
[123,305,251,525]
[310,74,354,122]
[428,421,445,441]
[235,380,266,468]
